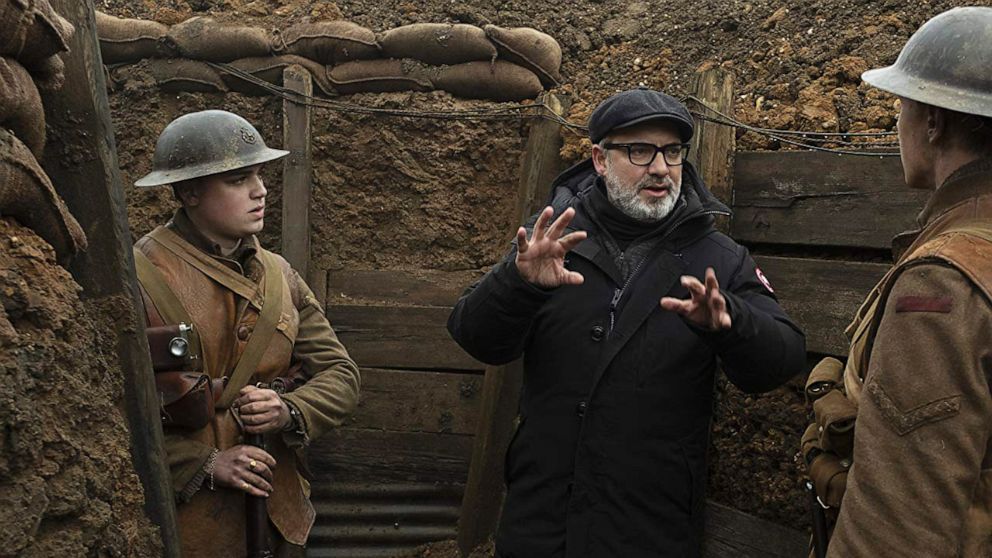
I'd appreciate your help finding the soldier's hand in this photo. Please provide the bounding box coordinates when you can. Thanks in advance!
[515,206,587,288]
[660,267,732,331]
[234,385,291,434]
[213,445,276,497]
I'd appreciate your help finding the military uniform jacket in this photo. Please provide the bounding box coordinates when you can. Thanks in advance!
[135,210,361,558]
[829,159,992,557]
[448,160,806,558]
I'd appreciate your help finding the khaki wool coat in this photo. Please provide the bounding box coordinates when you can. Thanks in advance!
[135,209,361,558]
[829,158,992,557]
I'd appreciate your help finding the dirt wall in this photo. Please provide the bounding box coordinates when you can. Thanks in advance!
[0,217,161,557]
[310,93,528,272]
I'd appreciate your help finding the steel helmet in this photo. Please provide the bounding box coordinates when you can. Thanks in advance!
[862,7,992,118]
[134,110,289,187]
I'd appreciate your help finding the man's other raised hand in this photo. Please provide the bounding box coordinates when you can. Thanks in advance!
[515,206,587,288]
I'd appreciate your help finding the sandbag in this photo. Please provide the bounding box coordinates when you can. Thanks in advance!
[220,55,335,96]
[95,10,174,64]
[484,24,561,87]
[0,0,74,68]
[28,53,64,91]
[0,56,45,158]
[274,21,379,65]
[327,59,433,94]
[434,61,542,102]
[167,16,270,62]
[0,128,87,264]
[379,23,496,66]
[140,59,227,93]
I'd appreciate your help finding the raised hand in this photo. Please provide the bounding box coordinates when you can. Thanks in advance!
[515,206,587,288]
[660,267,732,331]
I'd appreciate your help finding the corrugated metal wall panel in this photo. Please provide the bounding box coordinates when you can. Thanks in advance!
[307,482,463,558]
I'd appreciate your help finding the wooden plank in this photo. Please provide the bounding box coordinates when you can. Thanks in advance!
[41,2,180,555]
[731,151,925,249]
[328,305,483,371]
[703,501,808,558]
[688,67,735,230]
[328,269,481,307]
[754,255,889,356]
[308,428,474,484]
[514,92,572,225]
[348,368,483,435]
[459,92,572,555]
[281,65,313,277]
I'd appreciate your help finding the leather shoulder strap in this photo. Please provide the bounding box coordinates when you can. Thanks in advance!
[133,247,205,372]
[148,227,262,307]
[216,250,285,408]
[133,248,193,325]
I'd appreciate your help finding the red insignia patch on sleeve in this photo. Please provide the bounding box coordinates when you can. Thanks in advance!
[895,296,952,313]
[755,267,774,293]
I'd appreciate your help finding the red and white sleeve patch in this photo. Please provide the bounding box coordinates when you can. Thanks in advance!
[755,267,774,293]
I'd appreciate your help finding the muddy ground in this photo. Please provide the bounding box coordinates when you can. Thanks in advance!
[0,218,161,557]
[92,0,989,547]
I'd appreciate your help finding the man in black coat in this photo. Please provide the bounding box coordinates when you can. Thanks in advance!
[448,88,806,558]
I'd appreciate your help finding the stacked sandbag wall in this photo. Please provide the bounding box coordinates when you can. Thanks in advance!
[96,12,563,103]
[0,0,161,555]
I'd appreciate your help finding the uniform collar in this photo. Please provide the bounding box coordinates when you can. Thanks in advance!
[917,157,992,228]
[167,208,259,270]
[892,158,992,261]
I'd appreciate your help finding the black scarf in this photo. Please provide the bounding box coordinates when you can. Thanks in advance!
[584,178,679,251]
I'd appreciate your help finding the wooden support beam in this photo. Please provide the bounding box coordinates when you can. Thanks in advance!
[688,68,736,230]
[732,151,918,249]
[281,65,314,281]
[40,1,180,555]
[458,92,571,557]
[703,501,808,557]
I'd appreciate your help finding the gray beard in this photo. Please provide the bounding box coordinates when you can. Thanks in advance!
[603,164,682,222]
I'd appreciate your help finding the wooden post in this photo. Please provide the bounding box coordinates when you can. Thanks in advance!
[687,68,736,231]
[281,65,314,281]
[457,93,571,557]
[40,1,180,556]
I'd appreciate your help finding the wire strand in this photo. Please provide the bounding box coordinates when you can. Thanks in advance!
[207,63,901,157]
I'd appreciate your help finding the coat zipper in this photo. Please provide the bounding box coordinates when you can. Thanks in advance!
[605,208,726,335]
[609,254,646,334]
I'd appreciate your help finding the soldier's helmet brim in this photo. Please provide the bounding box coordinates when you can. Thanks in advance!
[862,7,992,119]
[134,110,290,187]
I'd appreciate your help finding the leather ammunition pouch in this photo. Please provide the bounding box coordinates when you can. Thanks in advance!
[146,322,225,430]
[157,371,226,430]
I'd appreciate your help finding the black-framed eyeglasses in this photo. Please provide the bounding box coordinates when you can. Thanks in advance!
[603,142,691,167]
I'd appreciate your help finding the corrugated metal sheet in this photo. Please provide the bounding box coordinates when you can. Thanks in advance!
[307,482,463,558]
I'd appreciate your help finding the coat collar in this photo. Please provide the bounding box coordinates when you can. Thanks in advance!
[893,158,992,260]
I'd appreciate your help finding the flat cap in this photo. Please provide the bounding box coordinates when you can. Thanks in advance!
[588,87,694,144]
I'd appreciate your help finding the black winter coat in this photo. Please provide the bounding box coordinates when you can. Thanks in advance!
[448,160,806,558]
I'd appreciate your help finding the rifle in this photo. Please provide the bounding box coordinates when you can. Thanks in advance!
[245,430,274,558]
[806,479,829,558]
[244,374,303,558]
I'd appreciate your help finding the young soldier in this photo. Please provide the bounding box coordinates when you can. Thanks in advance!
[802,8,992,557]
[133,110,360,557]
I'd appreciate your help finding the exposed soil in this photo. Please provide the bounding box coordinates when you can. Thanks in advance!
[93,0,992,542]
[100,0,992,163]
[0,218,161,557]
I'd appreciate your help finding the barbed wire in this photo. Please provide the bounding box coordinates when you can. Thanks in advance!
[207,62,901,157]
